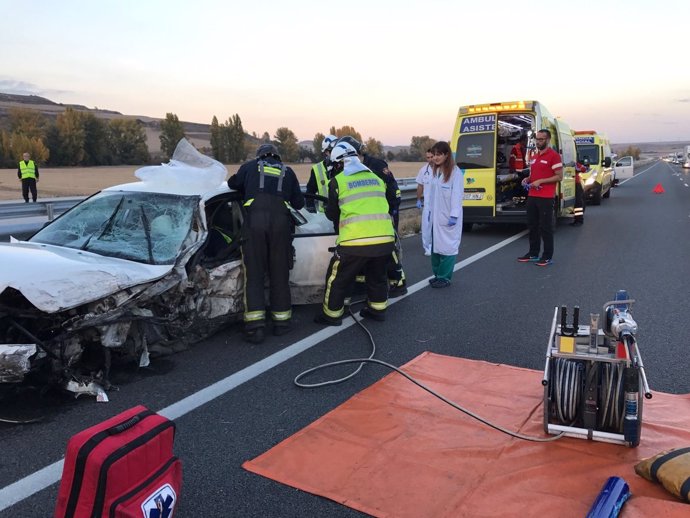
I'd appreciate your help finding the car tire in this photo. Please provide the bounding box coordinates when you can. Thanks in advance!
[591,187,602,205]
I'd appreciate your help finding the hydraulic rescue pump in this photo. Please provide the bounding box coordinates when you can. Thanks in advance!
[542,290,651,447]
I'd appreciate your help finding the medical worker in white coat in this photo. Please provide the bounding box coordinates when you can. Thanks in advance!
[426,141,463,288]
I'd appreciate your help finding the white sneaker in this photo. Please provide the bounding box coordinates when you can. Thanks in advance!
[424,249,431,256]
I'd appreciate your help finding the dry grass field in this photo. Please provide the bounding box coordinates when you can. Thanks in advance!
[0,162,426,201]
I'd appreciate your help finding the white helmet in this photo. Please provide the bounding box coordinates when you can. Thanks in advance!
[321,134,338,153]
[330,141,359,163]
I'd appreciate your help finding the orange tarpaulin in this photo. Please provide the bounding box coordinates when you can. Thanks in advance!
[243,353,690,517]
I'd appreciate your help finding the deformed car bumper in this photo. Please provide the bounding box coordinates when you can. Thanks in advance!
[0,344,37,383]
[584,181,602,199]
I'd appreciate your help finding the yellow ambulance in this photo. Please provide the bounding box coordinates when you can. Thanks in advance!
[450,100,577,230]
[573,130,614,205]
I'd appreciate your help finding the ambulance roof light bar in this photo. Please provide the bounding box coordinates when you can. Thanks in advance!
[463,101,533,114]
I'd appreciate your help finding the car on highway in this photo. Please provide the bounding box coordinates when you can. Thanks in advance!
[612,155,635,183]
[0,141,335,397]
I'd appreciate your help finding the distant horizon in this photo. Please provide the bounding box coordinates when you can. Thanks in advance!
[3,91,689,151]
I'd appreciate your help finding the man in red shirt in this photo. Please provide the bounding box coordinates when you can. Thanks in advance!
[517,129,563,266]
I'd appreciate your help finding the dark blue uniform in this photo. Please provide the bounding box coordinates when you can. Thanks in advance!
[228,157,304,338]
[361,154,406,295]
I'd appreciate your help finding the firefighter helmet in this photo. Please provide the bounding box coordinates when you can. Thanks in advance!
[330,141,359,163]
[334,135,362,154]
[256,143,280,160]
[321,134,338,153]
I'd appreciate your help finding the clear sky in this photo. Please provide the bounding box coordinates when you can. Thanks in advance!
[2,0,690,145]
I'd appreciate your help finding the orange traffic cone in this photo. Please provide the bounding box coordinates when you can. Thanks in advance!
[653,183,665,193]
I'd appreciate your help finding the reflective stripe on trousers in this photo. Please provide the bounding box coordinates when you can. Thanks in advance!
[323,256,344,319]
[368,300,387,311]
[271,310,292,321]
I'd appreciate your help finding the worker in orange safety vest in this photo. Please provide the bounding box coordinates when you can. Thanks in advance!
[509,134,529,176]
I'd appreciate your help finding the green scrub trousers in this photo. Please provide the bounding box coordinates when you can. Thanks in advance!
[431,253,456,281]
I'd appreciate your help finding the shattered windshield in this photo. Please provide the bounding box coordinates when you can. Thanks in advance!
[30,191,198,264]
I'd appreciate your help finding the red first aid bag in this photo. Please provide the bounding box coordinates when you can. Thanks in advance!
[54,405,182,518]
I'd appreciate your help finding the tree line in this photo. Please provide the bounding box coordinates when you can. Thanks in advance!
[207,119,437,165]
[0,107,149,168]
[0,106,437,168]
[614,145,641,161]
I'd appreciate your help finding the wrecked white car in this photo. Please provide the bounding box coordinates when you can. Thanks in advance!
[0,141,335,394]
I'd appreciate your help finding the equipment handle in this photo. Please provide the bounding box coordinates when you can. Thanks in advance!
[632,340,653,399]
[107,415,141,435]
[542,307,559,386]
[602,299,635,314]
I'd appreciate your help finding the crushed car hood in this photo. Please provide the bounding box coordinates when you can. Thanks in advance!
[0,242,172,313]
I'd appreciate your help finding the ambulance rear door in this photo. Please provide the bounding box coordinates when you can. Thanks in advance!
[554,118,577,213]
[453,114,497,222]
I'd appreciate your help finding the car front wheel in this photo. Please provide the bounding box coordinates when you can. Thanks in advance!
[591,186,602,205]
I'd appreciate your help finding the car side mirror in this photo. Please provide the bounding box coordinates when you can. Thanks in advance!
[603,157,612,168]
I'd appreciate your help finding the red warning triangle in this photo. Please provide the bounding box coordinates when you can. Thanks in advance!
[653,183,665,193]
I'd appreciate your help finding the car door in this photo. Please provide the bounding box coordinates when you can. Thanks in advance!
[290,193,337,304]
[554,119,577,210]
[613,156,634,181]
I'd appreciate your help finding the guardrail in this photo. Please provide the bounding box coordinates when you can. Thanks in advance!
[0,182,420,220]
[0,197,86,222]
[0,181,420,241]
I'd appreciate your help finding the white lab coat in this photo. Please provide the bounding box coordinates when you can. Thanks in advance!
[427,166,464,256]
[416,163,433,254]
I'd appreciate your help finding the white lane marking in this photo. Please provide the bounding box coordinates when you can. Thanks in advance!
[0,463,64,512]
[618,161,656,184]
[0,229,527,510]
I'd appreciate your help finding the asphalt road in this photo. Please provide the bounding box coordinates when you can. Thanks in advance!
[1,159,689,517]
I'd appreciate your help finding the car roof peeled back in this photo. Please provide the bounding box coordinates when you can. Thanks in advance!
[105,138,230,197]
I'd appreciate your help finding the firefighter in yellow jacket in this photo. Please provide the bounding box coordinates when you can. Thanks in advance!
[305,134,337,213]
[314,141,396,325]
[17,152,39,203]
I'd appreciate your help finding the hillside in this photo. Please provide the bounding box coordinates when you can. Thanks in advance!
[612,141,690,157]
[0,92,214,154]
[0,93,409,157]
